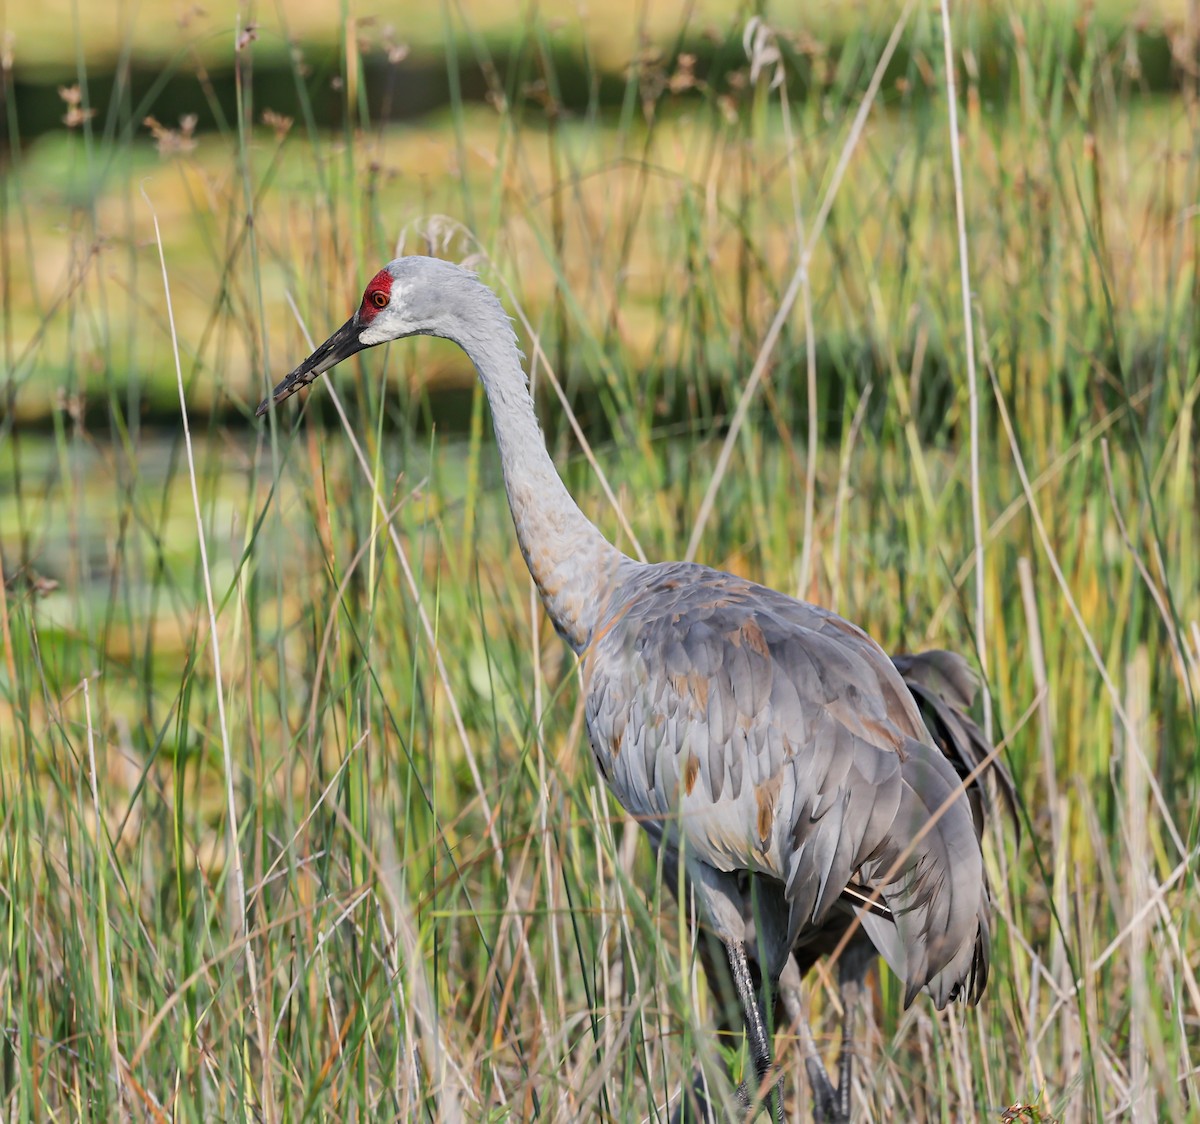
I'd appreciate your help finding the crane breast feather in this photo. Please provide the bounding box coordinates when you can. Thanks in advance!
[583,563,990,1008]
[585,569,939,889]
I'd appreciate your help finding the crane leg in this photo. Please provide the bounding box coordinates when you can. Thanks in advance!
[671,927,769,1123]
[832,941,875,1123]
[725,938,785,1122]
[779,956,840,1122]
[789,943,874,1123]
[803,1028,842,1122]
[664,858,787,1121]
[779,943,875,1123]
[833,964,859,1123]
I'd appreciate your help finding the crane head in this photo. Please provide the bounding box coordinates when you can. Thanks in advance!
[255,256,474,417]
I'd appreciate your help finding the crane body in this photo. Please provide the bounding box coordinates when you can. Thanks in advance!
[681,648,1016,1121]
[259,256,1001,1121]
[586,562,988,1003]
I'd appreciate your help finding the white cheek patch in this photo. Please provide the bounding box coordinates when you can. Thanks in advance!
[358,320,399,346]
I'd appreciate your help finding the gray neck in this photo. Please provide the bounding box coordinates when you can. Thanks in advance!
[442,290,627,652]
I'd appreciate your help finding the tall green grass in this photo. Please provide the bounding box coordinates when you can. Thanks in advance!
[1,2,1198,1121]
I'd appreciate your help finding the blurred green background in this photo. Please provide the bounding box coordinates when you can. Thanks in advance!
[1,0,1198,1121]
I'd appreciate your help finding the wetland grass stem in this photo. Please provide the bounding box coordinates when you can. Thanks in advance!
[142,185,266,1100]
[685,0,914,564]
[5,8,1199,1116]
[939,0,992,741]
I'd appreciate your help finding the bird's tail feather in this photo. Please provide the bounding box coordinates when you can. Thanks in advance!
[859,648,1015,1008]
[860,739,989,1008]
[891,649,1019,837]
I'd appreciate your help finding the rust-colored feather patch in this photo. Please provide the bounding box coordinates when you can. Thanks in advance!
[755,774,782,851]
[740,620,771,659]
[684,754,700,795]
[860,714,905,752]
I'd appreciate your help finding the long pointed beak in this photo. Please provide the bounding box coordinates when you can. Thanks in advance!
[255,315,366,417]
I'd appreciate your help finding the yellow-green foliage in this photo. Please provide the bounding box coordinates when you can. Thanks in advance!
[1,2,1197,1122]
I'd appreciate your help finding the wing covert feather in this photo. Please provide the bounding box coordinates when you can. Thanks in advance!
[583,562,989,1006]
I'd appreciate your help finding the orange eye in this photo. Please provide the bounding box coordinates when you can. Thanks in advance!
[370,290,389,309]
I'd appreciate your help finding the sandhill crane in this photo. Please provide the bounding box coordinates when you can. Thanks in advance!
[258,257,1000,1120]
[678,650,1016,1121]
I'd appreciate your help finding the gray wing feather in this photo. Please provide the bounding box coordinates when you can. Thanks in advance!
[859,745,989,1005]
[892,650,1020,835]
[585,562,989,1008]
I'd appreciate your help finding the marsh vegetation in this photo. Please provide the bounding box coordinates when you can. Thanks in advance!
[1,1,1198,1119]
